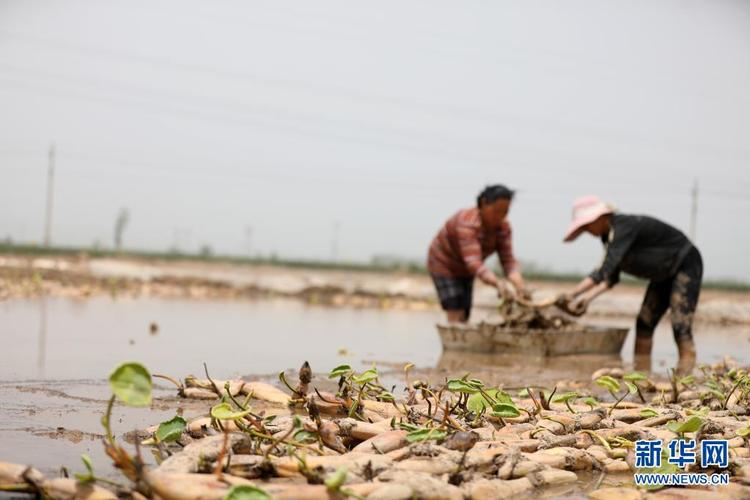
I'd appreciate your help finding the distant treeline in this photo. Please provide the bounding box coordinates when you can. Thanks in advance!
[1,243,748,292]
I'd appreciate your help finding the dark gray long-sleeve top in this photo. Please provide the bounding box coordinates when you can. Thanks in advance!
[590,213,694,286]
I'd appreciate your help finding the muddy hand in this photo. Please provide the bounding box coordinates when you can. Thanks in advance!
[569,299,588,317]
[554,293,585,316]
[553,293,570,309]
[555,292,575,305]
[496,280,517,302]
[517,287,533,301]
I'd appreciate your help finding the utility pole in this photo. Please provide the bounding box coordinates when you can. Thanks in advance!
[689,179,698,242]
[114,208,130,251]
[43,144,55,247]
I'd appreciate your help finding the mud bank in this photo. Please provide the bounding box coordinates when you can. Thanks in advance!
[4,359,750,499]
[2,255,750,325]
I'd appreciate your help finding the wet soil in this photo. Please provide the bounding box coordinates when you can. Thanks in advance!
[1,258,749,495]
[1,296,749,483]
[3,254,750,325]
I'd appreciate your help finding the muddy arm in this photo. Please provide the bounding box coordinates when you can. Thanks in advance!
[570,281,610,315]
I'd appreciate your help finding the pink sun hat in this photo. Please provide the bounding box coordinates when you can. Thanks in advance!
[563,195,616,242]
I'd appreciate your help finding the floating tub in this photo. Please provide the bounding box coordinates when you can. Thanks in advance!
[437,322,628,356]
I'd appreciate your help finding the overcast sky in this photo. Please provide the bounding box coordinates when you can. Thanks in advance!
[1,0,748,280]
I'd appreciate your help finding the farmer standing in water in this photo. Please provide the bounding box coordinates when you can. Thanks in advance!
[560,195,702,374]
[428,185,526,323]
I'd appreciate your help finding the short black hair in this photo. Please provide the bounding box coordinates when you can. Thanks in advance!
[477,184,515,207]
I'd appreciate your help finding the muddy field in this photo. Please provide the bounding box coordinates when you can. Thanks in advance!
[2,254,750,498]
[2,254,750,324]
[4,359,750,499]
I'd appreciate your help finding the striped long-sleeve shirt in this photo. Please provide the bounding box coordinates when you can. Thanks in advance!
[427,207,519,280]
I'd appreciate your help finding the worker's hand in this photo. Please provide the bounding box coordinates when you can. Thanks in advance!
[568,297,589,317]
[557,291,576,304]
[553,293,570,310]
[517,287,533,301]
[496,280,517,301]
[507,271,526,296]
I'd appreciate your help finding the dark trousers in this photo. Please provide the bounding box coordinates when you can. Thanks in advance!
[636,246,703,344]
[430,274,474,320]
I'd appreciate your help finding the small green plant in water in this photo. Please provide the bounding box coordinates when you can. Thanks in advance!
[595,375,636,414]
[324,467,362,499]
[639,408,659,418]
[74,454,96,484]
[73,454,124,489]
[325,467,347,492]
[623,372,649,402]
[666,415,703,436]
[328,364,353,379]
[679,374,696,387]
[685,407,710,417]
[595,375,620,395]
[352,368,378,385]
[467,389,511,414]
[702,378,725,402]
[396,422,448,443]
[143,415,187,445]
[551,392,580,413]
[103,362,153,444]
[406,428,448,443]
[446,375,484,394]
[322,364,390,418]
[491,402,520,419]
[289,415,318,445]
[623,372,647,382]
[211,402,252,420]
[582,396,599,409]
[109,362,152,407]
[224,484,271,500]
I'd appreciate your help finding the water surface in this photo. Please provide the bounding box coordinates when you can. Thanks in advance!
[2,296,748,381]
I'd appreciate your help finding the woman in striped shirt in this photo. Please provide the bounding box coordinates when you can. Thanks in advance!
[427,185,526,323]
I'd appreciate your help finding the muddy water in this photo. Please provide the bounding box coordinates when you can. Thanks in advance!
[0,296,442,381]
[0,380,182,477]
[1,296,749,479]
[2,296,748,381]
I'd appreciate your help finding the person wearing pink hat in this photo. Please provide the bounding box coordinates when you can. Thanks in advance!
[428,185,526,323]
[560,195,703,374]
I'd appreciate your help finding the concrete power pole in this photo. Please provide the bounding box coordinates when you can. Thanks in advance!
[689,179,698,242]
[43,144,55,247]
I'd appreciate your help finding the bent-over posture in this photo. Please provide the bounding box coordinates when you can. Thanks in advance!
[428,185,526,323]
[562,195,702,374]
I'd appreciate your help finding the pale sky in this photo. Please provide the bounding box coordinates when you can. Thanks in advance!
[1,0,749,280]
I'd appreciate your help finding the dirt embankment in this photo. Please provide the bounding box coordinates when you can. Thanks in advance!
[2,254,750,325]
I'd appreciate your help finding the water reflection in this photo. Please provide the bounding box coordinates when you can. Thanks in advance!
[37,296,47,378]
[1,297,441,380]
[2,296,748,381]
[437,350,623,373]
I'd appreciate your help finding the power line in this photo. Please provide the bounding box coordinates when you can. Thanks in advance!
[51,149,698,195]
[701,188,749,201]
[2,29,749,161]
[2,141,746,200]
[0,80,611,181]
[0,67,733,187]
